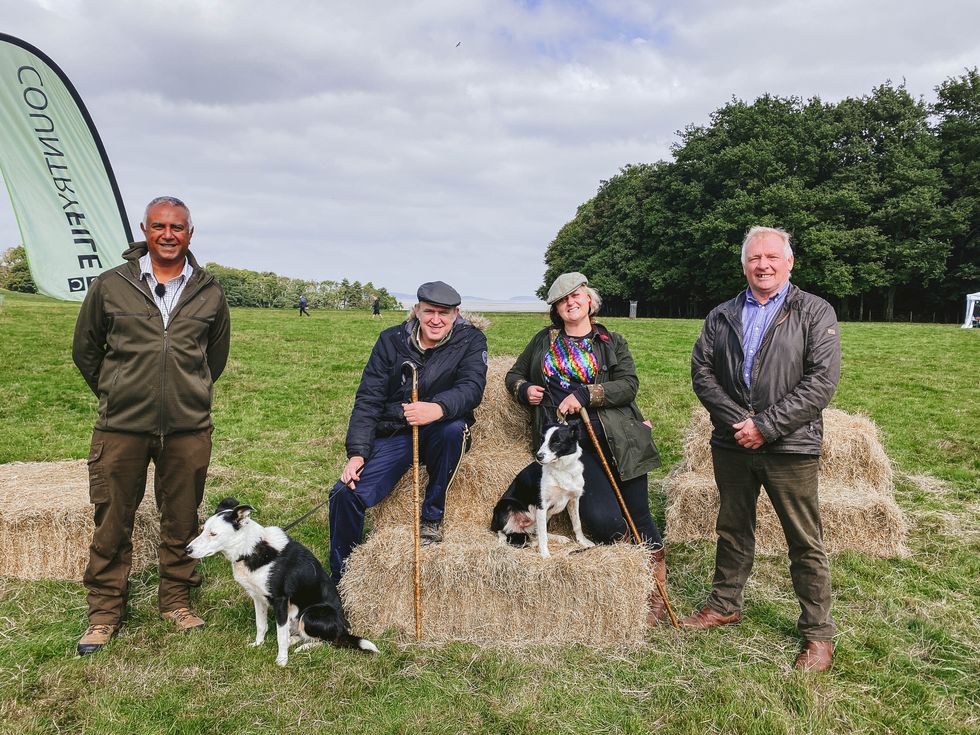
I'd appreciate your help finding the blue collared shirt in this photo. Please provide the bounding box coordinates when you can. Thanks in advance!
[741,282,789,387]
[139,254,194,329]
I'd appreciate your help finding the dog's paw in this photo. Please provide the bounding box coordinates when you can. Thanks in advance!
[578,538,595,548]
[539,548,551,559]
[276,655,288,667]
[295,641,322,653]
[249,640,263,648]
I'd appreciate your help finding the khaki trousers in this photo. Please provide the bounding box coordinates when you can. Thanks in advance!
[84,428,212,624]
[707,447,835,641]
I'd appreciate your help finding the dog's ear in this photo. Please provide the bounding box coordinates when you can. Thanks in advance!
[215,497,239,514]
[233,504,255,522]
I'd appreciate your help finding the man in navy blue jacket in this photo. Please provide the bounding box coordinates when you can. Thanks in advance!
[328,281,488,584]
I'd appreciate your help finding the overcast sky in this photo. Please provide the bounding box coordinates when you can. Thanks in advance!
[1,0,977,300]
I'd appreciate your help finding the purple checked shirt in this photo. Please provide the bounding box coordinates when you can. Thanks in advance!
[741,282,790,387]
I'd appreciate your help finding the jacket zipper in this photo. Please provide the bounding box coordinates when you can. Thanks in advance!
[116,267,210,443]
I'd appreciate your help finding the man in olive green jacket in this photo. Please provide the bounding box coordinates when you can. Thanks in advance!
[72,196,230,656]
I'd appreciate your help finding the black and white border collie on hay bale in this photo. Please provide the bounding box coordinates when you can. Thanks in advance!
[491,422,595,558]
[187,497,378,666]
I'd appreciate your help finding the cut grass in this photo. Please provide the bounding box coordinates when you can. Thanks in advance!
[0,290,977,734]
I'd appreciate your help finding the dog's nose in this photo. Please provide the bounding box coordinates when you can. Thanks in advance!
[535,453,544,462]
[185,545,194,555]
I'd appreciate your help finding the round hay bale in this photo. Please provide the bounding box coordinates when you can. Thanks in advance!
[0,460,160,581]
[663,470,909,557]
[683,405,894,492]
[339,525,651,646]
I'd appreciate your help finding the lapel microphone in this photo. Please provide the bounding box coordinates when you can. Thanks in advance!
[154,283,166,298]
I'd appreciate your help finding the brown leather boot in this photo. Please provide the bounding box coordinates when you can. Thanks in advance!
[646,546,668,625]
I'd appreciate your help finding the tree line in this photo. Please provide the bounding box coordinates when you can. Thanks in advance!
[0,247,401,312]
[541,71,980,322]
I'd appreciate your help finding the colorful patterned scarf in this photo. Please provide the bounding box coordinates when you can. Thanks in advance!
[543,332,598,389]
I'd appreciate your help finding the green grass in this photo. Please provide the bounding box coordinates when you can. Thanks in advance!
[0,290,977,734]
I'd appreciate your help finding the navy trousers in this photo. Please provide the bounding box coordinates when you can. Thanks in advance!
[328,419,468,583]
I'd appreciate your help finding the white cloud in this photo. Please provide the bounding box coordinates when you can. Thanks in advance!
[1,0,978,297]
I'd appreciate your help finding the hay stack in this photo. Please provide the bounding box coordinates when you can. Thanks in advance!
[344,357,652,645]
[665,405,908,557]
[0,460,160,580]
[341,527,649,645]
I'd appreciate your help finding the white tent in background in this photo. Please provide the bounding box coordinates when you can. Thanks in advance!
[962,292,980,328]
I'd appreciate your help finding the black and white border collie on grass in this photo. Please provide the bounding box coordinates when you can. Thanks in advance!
[491,422,595,558]
[187,497,378,666]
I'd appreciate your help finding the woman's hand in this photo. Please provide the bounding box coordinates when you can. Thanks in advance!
[526,385,545,405]
[558,394,582,416]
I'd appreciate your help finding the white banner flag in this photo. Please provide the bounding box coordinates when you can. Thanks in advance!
[0,33,130,300]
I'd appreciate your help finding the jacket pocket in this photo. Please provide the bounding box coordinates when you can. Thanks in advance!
[87,440,109,504]
[624,417,661,472]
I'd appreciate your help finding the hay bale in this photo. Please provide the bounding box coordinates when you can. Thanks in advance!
[340,526,650,646]
[665,471,908,557]
[683,405,894,491]
[0,461,160,581]
[369,356,534,530]
[665,404,909,558]
[370,445,533,529]
[349,356,653,645]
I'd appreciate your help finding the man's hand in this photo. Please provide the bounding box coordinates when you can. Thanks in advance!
[733,418,765,449]
[526,385,545,405]
[341,456,364,489]
[402,401,444,426]
[558,394,582,416]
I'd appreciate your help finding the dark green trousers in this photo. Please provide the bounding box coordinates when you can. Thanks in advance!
[707,447,835,641]
[84,428,212,624]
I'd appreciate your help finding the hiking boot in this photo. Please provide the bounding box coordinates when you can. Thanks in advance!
[161,607,206,631]
[76,623,119,656]
[794,640,834,673]
[420,520,443,545]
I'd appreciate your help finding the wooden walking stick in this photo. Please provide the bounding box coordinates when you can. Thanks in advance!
[578,407,680,629]
[403,360,423,641]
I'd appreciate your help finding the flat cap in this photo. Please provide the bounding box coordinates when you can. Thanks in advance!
[546,272,588,304]
[417,281,461,308]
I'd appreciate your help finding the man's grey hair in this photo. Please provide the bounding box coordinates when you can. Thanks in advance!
[740,226,792,265]
[143,196,193,231]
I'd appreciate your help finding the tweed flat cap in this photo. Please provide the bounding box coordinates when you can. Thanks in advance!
[417,281,461,308]
[546,272,588,304]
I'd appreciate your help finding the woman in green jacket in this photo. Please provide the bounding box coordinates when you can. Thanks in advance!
[505,272,668,624]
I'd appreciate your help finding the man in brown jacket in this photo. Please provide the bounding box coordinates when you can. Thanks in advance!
[72,196,231,656]
[684,226,841,673]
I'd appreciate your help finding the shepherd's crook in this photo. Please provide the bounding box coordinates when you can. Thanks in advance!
[403,360,423,641]
[578,408,680,629]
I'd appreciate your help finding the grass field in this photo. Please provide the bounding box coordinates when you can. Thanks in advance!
[0,290,977,734]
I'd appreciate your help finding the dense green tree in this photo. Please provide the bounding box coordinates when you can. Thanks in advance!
[0,246,37,293]
[541,76,972,322]
[934,69,980,308]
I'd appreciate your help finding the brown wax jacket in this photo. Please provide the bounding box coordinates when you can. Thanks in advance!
[72,242,231,435]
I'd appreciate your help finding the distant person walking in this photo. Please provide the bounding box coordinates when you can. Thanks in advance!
[372,295,381,319]
[299,295,310,317]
